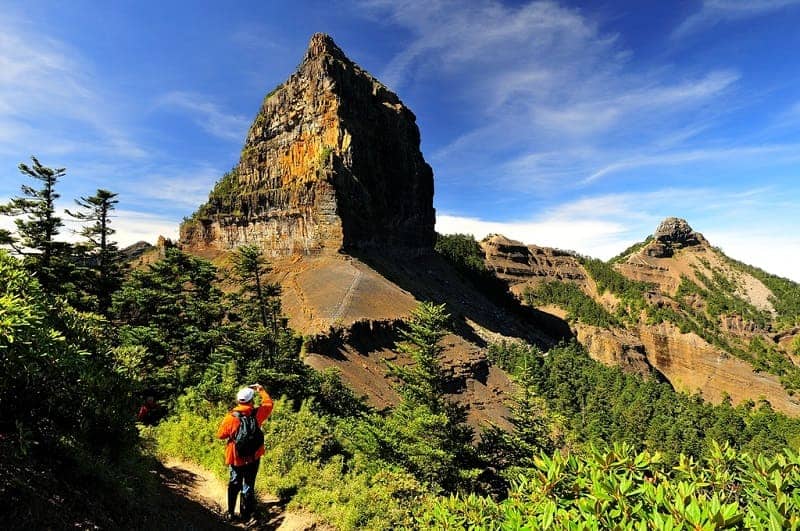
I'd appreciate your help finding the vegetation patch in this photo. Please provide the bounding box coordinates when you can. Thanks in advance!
[580,256,651,323]
[525,281,619,328]
[608,236,653,264]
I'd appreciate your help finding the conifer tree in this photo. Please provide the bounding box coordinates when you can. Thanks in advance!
[231,244,279,329]
[66,189,122,313]
[479,361,555,470]
[0,157,70,293]
[230,244,284,365]
[382,302,477,491]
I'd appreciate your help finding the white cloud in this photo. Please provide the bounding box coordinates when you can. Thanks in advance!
[0,196,177,249]
[711,230,800,282]
[157,91,250,142]
[111,210,179,246]
[674,0,800,39]
[436,213,629,258]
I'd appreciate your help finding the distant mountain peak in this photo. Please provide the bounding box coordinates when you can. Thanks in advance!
[647,217,707,258]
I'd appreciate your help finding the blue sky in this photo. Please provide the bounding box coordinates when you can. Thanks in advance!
[1,0,799,280]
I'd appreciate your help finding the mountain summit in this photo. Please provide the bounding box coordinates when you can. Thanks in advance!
[180,33,435,255]
[647,217,708,257]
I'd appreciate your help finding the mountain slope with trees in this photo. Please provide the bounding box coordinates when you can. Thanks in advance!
[474,219,800,414]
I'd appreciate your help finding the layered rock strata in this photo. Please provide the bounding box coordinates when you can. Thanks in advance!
[480,234,587,297]
[180,33,435,255]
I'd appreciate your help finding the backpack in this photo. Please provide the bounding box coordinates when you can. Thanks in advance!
[232,408,265,459]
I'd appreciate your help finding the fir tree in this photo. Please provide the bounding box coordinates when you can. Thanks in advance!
[479,361,556,470]
[382,302,477,491]
[230,244,283,364]
[231,244,280,329]
[66,189,122,313]
[0,157,70,293]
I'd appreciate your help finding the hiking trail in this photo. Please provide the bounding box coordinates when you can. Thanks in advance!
[330,265,362,322]
[159,459,325,530]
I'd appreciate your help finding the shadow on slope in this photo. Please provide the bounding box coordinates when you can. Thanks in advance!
[349,248,573,348]
[0,441,237,530]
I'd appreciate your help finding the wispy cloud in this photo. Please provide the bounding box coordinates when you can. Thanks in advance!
[157,91,250,142]
[127,163,224,209]
[0,12,146,159]
[582,143,800,184]
[361,0,742,193]
[673,0,800,39]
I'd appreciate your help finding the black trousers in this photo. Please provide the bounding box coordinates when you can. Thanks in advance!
[227,459,260,518]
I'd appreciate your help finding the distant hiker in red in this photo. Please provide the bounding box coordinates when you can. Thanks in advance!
[216,384,273,522]
[136,396,161,425]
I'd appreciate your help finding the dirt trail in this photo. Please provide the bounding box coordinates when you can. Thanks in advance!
[159,459,324,530]
[330,266,362,322]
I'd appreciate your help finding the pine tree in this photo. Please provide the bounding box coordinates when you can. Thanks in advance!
[66,189,122,313]
[480,362,555,470]
[0,157,70,293]
[230,244,283,364]
[231,244,278,328]
[382,302,477,491]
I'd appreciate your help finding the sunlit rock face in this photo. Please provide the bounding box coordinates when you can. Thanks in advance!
[180,33,435,256]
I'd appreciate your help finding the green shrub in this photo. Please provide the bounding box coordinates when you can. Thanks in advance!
[421,442,800,529]
[0,250,136,456]
[154,397,424,530]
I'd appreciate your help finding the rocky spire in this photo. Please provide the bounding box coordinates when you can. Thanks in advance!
[303,32,348,62]
[647,217,707,258]
[180,33,436,255]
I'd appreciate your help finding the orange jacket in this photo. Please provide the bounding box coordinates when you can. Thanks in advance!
[216,389,273,466]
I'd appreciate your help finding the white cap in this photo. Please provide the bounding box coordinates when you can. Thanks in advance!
[236,387,255,403]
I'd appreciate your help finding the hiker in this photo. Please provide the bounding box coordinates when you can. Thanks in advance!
[216,383,274,522]
[136,396,161,425]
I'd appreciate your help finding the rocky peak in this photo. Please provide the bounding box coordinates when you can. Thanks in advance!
[304,32,347,62]
[646,217,707,258]
[180,33,435,256]
[654,218,700,245]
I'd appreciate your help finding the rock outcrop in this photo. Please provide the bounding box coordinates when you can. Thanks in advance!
[481,234,587,297]
[575,325,652,377]
[645,217,707,258]
[637,323,800,415]
[180,33,435,256]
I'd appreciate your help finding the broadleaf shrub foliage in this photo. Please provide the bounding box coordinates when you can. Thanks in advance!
[422,442,800,529]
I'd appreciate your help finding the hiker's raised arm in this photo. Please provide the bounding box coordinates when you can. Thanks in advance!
[256,387,273,423]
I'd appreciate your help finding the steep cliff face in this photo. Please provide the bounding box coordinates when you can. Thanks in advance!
[637,322,799,414]
[180,33,435,255]
[177,34,560,429]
